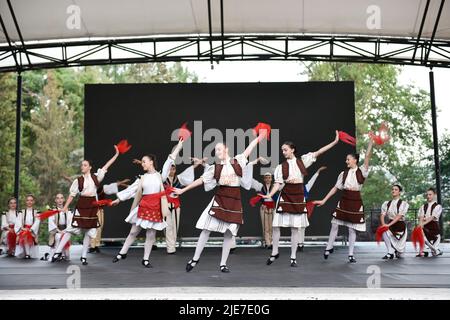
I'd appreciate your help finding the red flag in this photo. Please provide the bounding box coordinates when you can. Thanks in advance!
[93,199,113,207]
[37,209,60,220]
[178,122,192,141]
[306,201,316,218]
[116,139,132,154]
[253,123,271,141]
[411,226,425,252]
[375,225,389,244]
[338,131,356,146]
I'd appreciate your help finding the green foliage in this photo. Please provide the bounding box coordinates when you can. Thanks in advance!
[303,62,435,209]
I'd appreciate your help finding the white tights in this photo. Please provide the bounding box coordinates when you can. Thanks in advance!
[119,224,157,260]
[271,227,301,259]
[192,229,234,266]
[326,223,356,256]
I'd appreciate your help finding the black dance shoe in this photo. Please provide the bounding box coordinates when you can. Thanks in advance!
[142,259,152,268]
[348,255,356,263]
[24,255,31,259]
[112,253,127,263]
[88,247,96,254]
[266,253,279,265]
[220,265,230,273]
[230,248,236,254]
[40,253,50,261]
[297,244,304,252]
[382,253,394,260]
[290,258,298,267]
[267,245,273,250]
[186,259,199,272]
[51,252,62,263]
[80,257,88,265]
[323,248,334,260]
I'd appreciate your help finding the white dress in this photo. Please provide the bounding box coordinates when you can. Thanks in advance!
[65,168,107,238]
[116,155,175,230]
[381,199,409,252]
[14,208,40,258]
[195,154,252,236]
[1,210,18,251]
[272,153,316,228]
[331,166,369,232]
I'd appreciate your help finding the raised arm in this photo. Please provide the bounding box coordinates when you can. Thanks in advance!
[101,145,120,172]
[313,130,339,158]
[363,140,374,170]
[243,136,262,159]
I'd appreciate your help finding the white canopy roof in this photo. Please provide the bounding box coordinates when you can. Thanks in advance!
[1,0,449,43]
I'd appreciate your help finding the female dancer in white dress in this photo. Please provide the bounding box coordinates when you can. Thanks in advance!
[315,139,373,263]
[261,131,339,267]
[1,197,19,256]
[51,146,120,265]
[110,139,184,267]
[174,135,261,273]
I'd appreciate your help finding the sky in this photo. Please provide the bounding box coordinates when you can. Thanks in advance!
[180,61,450,138]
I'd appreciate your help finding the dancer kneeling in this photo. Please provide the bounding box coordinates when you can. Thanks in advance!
[379,184,409,259]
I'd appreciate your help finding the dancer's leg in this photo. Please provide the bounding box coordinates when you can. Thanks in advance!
[192,229,211,261]
[119,224,142,255]
[220,230,234,266]
[143,229,157,260]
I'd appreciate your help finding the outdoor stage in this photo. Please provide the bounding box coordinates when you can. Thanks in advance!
[1,243,449,297]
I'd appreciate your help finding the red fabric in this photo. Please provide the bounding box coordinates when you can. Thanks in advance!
[411,226,425,252]
[93,199,113,207]
[369,123,390,145]
[249,195,263,207]
[18,226,35,246]
[263,201,275,209]
[253,122,271,141]
[37,209,59,220]
[306,201,316,218]
[116,139,132,154]
[7,228,16,250]
[165,187,180,209]
[138,194,163,222]
[178,122,192,141]
[338,131,356,146]
[64,240,71,251]
[375,225,389,244]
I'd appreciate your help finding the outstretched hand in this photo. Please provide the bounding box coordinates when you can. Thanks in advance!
[173,188,184,195]
[313,200,325,207]
[110,199,120,207]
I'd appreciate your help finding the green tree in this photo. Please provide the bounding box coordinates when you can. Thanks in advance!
[303,62,434,210]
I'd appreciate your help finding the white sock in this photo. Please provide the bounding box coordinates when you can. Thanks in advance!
[220,230,234,266]
[271,227,280,256]
[326,223,339,251]
[55,232,71,254]
[348,228,356,256]
[192,230,210,261]
[143,229,156,260]
[291,227,300,259]
[81,233,91,258]
[120,224,141,255]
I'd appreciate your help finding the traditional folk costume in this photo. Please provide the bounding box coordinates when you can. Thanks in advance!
[325,165,369,262]
[52,168,107,264]
[163,165,195,254]
[418,201,443,256]
[90,182,120,251]
[267,153,316,267]
[113,155,175,267]
[186,154,252,273]
[251,175,277,248]
[380,199,409,258]
[1,210,19,256]
[14,208,40,258]
[47,209,74,260]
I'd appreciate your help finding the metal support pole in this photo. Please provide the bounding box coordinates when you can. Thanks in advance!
[14,73,22,199]
[429,69,443,233]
